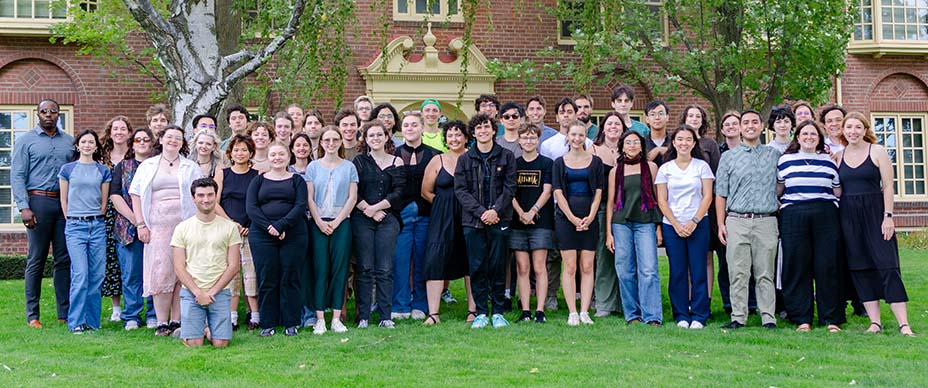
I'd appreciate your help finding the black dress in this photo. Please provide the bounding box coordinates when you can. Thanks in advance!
[422,159,468,280]
[838,145,908,303]
[553,156,604,251]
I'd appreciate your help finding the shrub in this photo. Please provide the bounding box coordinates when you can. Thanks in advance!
[0,255,53,280]
[898,230,928,251]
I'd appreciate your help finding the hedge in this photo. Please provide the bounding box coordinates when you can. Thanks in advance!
[0,255,53,280]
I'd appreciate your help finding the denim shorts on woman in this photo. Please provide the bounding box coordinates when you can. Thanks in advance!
[509,228,554,251]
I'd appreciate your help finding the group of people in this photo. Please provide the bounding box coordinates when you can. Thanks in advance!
[12,88,915,347]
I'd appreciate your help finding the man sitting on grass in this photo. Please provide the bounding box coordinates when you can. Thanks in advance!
[172,178,242,347]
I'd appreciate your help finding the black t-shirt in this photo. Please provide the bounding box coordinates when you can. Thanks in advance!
[512,155,554,230]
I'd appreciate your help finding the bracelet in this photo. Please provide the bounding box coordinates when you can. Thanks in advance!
[531,205,540,212]
[691,217,700,224]
[137,224,147,230]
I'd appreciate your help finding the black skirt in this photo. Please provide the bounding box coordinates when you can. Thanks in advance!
[555,195,599,251]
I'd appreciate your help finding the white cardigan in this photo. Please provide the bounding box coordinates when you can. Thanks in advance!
[128,156,203,227]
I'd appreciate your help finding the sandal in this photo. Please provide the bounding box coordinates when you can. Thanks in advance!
[423,313,440,325]
[796,323,811,332]
[466,311,477,323]
[899,323,916,337]
[826,324,841,333]
[867,321,883,334]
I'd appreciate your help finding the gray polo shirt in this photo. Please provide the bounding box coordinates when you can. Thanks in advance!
[11,126,75,210]
[715,143,781,214]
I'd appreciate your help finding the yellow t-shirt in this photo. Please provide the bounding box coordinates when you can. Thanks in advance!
[170,216,242,290]
[421,130,448,153]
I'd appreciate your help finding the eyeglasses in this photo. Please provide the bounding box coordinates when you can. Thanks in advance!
[133,137,152,144]
[198,124,217,129]
[479,103,497,109]
[501,114,520,120]
[519,136,539,142]
[624,139,642,145]
[377,114,394,120]
[39,109,59,114]
[647,112,667,118]
[357,106,372,112]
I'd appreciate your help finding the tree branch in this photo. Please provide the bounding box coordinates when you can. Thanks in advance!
[221,0,311,92]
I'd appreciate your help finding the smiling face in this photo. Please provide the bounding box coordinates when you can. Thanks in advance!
[473,121,494,145]
[646,105,668,131]
[796,124,821,152]
[842,118,867,145]
[292,136,311,160]
[500,108,523,131]
[772,117,793,137]
[375,110,396,133]
[740,113,763,143]
[621,133,643,158]
[526,101,546,125]
[672,128,695,156]
[195,133,216,157]
[518,130,540,154]
[321,129,343,156]
[823,109,845,139]
[795,106,814,123]
[338,115,359,142]
[445,126,467,152]
[110,120,130,146]
[230,140,253,166]
[567,124,586,150]
[251,126,270,149]
[401,115,423,143]
[193,186,217,214]
[149,113,169,134]
[77,133,98,156]
[721,115,741,140]
[132,131,153,157]
[275,117,293,141]
[304,115,323,140]
[478,100,498,118]
[602,115,624,140]
[364,125,387,152]
[267,143,290,170]
[160,128,184,153]
[196,117,216,132]
[422,104,441,127]
[685,108,703,132]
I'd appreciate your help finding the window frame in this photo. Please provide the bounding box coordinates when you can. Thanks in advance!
[0,105,74,230]
[393,0,463,23]
[0,0,96,36]
[871,111,928,200]
[848,0,928,57]
[557,0,668,46]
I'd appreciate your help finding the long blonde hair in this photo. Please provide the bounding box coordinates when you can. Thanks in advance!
[838,111,877,145]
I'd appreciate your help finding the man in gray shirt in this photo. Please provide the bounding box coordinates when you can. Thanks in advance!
[11,99,75,328]
[715,109,781,330]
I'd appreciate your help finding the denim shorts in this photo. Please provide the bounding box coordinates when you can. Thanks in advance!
[180,287,232,340]
[509,228,554,251]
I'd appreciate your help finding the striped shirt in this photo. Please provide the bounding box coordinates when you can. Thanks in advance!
[776,152,840,209]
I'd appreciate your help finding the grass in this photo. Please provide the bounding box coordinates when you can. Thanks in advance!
[0,251,926,387]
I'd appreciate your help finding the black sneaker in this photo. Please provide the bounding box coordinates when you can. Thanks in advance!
[518,310,532,322]
[260,328,276,337]
[763,323,778,330]
[285,326,298,336]
[534,310,546,323]
[154,324,172,336]
[722,321,745,329]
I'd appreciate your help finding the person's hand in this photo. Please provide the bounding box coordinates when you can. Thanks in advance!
[363,206,380,219]
[882,217,895,241]
[481,209,499,225]
[579,215,594,231]
[138,227,151,243]
[606,234,614,253]
[683,220,697,235]
[373,210,386,222]
[718,224,727,246]
[267,224,281,237]
[195,290,215,306]
[519,210,535,225]
[656,226,663,247]
[21,209,36,229]
[278,231,287,241]
[673,222,690,238]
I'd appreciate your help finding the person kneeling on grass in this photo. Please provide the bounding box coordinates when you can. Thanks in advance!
[172,178,242,347]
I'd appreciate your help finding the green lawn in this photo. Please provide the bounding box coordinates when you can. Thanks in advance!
[1,251,926,387]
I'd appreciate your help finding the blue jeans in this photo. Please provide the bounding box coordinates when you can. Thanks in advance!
[65,218,106,330]
[392,202,429,313]
[117,239,155,324]
[664,219,711,324]
[612,222,663,323]
[180,288,233,340]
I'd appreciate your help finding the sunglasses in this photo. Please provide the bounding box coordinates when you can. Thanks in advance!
[133,137,152,144]
[501,114,521,120]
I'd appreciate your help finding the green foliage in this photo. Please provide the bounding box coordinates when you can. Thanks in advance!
[899,230,928,251]
[0,255,51,280]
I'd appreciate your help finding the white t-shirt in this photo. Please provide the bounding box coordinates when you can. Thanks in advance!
[539,132,593,161]
[655,158,715,224]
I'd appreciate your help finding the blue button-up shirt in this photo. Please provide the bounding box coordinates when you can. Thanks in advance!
[715,142,781,214]
[11,126,75,210]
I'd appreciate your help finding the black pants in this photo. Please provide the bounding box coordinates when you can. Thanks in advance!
[352,214,400,321]
[779,201,846,326]
[464,225,511,316]
[249,221,308,329]
[25,195,71,322]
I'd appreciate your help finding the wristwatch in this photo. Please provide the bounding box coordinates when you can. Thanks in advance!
[884,212,893,218]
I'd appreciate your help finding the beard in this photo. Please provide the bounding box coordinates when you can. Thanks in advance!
[578,115,591,124]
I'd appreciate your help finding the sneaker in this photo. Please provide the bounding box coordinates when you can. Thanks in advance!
[110,308,121,322]
[391,312,411,320]
[491,314,509,328]
[168,321,181,337]
[331,318,348,333]
[358,319,369,329]
[579,312,595,325]
[260,328,276,337]
[313,321,327,335]
[146,319,158,329]
[534,310,546,323]
[411,310,427,320]
[567,313,580,326]
[441,289,457,303]
[72,326,85,335]
[594,310,611,318]
[303,316,318,328]
[518,310,533,322]
[677,320,690,329]
[154,324,172,336]
[763,323,778,330]
[722,321,745,329]
[285,326,298,336]
[544,296,558,311]
[689,321,705,330]
[124,320,140,331]
[470,314,489,329]
[378,320,396,329]
[248,320,260,331]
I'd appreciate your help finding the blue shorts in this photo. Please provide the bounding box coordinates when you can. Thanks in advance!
[180,288,232,341]
[509,228,554,251]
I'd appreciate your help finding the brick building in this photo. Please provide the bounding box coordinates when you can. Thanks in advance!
[1,0,926,253]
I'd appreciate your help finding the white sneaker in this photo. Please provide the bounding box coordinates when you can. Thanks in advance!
[567,313,580,326]
[146,319,158,329]
[579,312,595,325]
[689,321,704,329]
[594,310,611,318]
[391,312,411,320]
[313,320,327,335]
[411,309,427,320]
[677,320,690,329]
[110,308,121,322]
[357,319,368,329]
[331,318,348,333]
[124,321,139,331]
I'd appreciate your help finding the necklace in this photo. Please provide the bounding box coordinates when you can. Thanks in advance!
[163,154,180,167]
[197,159,211,166]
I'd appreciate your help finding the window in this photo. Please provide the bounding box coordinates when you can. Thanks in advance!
[0,105,73,228]
[849,0,928,56]
[0,0,96,35]
[558,0,667,46]
[587,110,644,129]
[394,0,462,22]
[872,113,927,198]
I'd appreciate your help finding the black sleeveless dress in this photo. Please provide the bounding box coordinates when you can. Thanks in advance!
[422,158,468,280]
[838,145,908,303]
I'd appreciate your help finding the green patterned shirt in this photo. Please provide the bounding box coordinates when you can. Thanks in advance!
[715,143,781,214]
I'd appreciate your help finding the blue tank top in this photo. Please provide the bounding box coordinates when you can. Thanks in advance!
[566,166,591,196]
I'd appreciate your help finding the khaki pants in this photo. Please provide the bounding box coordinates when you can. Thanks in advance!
[725,216,778,325]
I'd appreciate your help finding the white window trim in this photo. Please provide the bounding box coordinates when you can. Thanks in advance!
[0,1,97,36]
[871,111,928,199]
[848,0,928,58]
[393,0,463,23]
